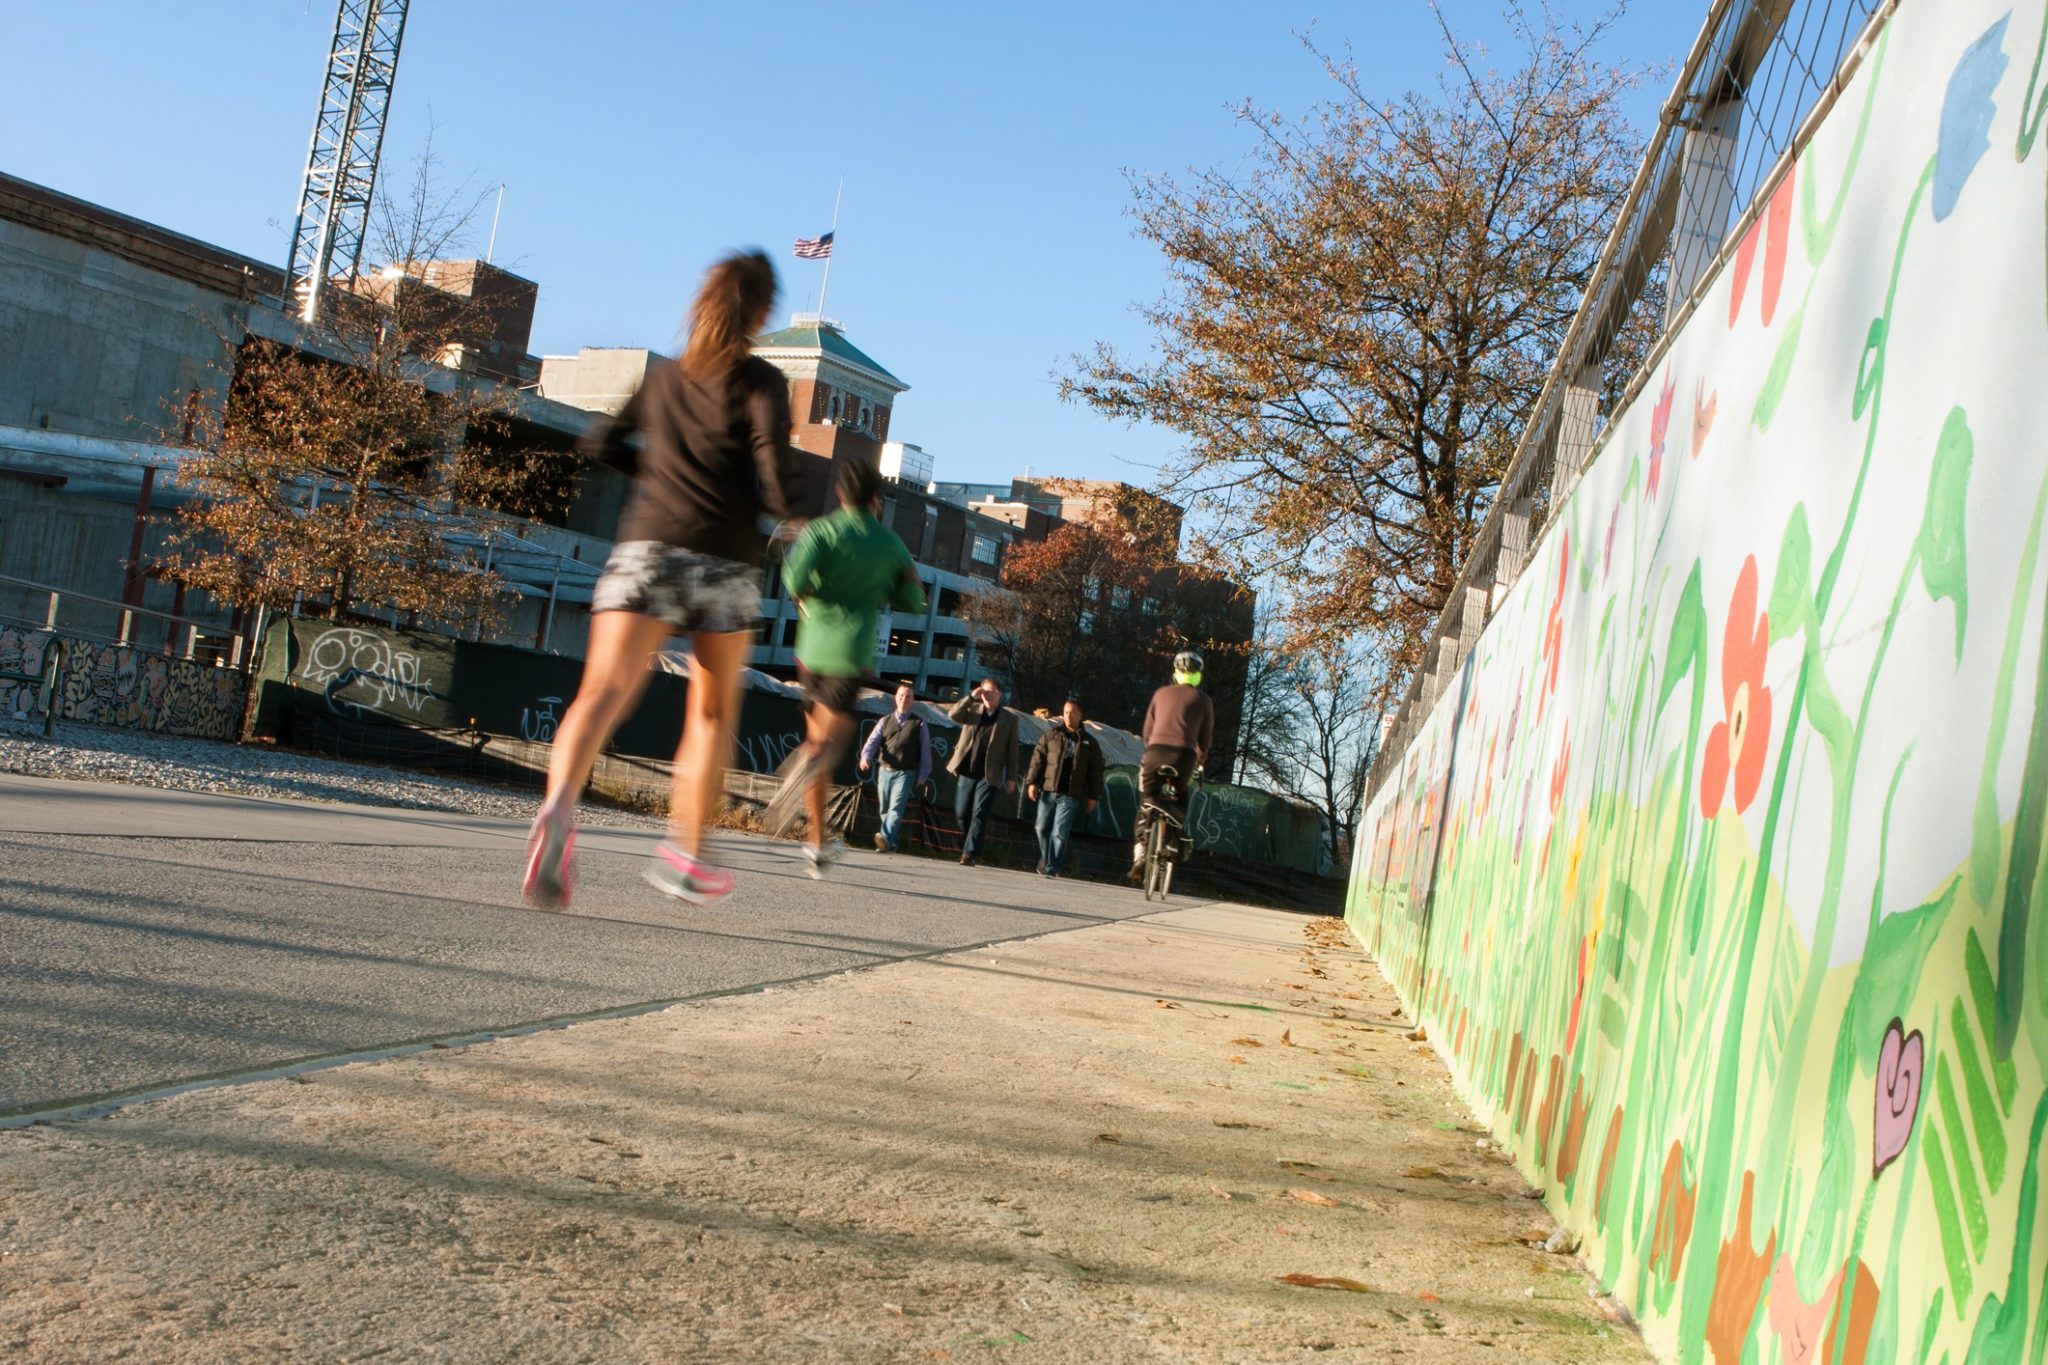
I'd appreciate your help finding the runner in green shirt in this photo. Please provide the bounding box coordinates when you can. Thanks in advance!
[762,456,927,876]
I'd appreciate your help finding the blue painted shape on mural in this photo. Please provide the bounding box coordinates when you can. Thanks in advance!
[1934,13,2012,221]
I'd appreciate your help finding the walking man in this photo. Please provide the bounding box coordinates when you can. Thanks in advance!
[768,456,927,877]
[1024,696,1103,877]
[946,677,1021,866]
[859,680,931,853]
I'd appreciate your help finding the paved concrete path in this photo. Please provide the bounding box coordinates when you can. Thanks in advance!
[0,773,1159,1119]
[0,884,1647,1362]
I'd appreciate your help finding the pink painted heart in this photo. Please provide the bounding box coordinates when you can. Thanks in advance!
[1873,1018,1924,1176]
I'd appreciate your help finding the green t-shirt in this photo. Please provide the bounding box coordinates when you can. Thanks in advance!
[781,507,927,678]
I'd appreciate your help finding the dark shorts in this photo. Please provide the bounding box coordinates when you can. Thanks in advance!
[591,541,760,634]
[798,665,862,716]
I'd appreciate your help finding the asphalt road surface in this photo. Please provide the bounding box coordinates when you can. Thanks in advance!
[0,773,1170,1119]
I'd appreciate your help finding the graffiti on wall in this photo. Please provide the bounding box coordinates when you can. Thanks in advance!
[0,626,245,740]
[1348,3,2048,1361]
[296,627,436,718]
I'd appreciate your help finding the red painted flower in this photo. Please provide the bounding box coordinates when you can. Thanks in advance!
[1549,723,1571,815]
[1701,556,1774,818]
[1647,369,1675,499]
[1729,161,1798,328]
[1540,727,1570,874]
[1692,380,1718,459]
[1540,532,1570,713]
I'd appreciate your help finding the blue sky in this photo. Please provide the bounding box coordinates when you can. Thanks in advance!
[4,1,1702,487]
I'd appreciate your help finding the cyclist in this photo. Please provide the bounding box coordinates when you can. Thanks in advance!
[1130,648,1214,883]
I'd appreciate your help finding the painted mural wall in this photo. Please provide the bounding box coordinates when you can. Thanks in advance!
[1348,2,2048,1360]
[0,626,245,740]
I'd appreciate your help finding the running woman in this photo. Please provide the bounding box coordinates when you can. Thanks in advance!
[764,455,926,876]
[523,250,798,909]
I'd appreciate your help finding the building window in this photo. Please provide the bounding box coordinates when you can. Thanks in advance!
[1142,596,1161,616]
[808,382,834,424]
[1111,585,1132,609]
[971,534,998,565]
[873,406,890,441]
[1078,610,1097,636]
[1083,576,1102,599]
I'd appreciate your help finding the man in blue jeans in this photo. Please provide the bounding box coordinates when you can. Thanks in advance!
[858,680,931,853]
[945,677,1022,866]
[1024,696,1104,877]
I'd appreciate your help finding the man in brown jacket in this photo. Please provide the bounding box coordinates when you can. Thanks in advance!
[947,678,1023,866]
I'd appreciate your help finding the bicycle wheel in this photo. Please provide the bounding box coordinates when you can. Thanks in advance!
[1144,821,1169,902]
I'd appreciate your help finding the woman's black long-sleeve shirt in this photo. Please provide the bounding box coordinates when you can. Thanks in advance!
[579,356,798,567]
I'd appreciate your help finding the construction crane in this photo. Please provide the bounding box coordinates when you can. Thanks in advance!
[283,0,411,325]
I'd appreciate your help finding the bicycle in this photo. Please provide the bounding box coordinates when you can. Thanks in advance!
[1138,765,1194,903]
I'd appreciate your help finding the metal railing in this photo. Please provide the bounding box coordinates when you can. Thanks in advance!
[1364,0,1892,800]
[0,573,258,667]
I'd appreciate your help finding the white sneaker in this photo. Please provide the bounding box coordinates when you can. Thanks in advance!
[644,841,735,906]
[803,837,848,880]
[763,751,820,836]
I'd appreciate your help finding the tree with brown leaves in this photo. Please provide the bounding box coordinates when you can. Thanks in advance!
[165,146,568,629]
[959,478,1255,772]
[1065,4,1654,693]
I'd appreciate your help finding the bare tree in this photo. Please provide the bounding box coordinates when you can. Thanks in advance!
[1286,644,1383,865]
[1229,620,1307,788]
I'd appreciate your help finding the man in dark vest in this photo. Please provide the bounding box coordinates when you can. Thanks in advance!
[858,680,932,853]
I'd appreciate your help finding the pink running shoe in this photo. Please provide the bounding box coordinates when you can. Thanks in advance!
[645,840,735,906]
[522,806,577,908]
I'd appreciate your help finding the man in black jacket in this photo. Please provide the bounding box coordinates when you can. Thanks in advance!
[1025,697,1105,878]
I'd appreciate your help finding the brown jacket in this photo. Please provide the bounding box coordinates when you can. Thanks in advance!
[945,695,1023,787]
[1142,683,1214,760]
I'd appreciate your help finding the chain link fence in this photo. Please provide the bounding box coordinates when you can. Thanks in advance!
[1363,0,1892,801]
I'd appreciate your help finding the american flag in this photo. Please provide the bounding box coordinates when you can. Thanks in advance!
[793,230,834,260]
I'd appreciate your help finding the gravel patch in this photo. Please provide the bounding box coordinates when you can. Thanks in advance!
[0,718,662,828]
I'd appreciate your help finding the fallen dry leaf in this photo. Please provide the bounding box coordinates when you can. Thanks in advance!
[1154,999,1183,1010]
[1419,1292,1441,1303]
[1277,1274,1372,1293]
[1278,1161,1337,1181]
[1227,1055,1248,1065]
[1287,1189,1340,1207]
[1230,1037,1264,1047]
[884,1303,905,1316]
[1404,1026,1428,1042]
[1280,1029,1294,1047]
[1210,1184,1233,1200]
[1402,1165,1443,1179]
[1093,1132,1123,1144]
[1212,1119,1264,1129]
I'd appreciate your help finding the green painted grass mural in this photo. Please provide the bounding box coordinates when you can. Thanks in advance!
[1347,2,2048,1360]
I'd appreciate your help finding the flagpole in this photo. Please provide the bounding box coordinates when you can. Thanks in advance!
[816,176,844,320]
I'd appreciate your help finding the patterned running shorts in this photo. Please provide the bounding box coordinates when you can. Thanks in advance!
[591,541,762,634]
